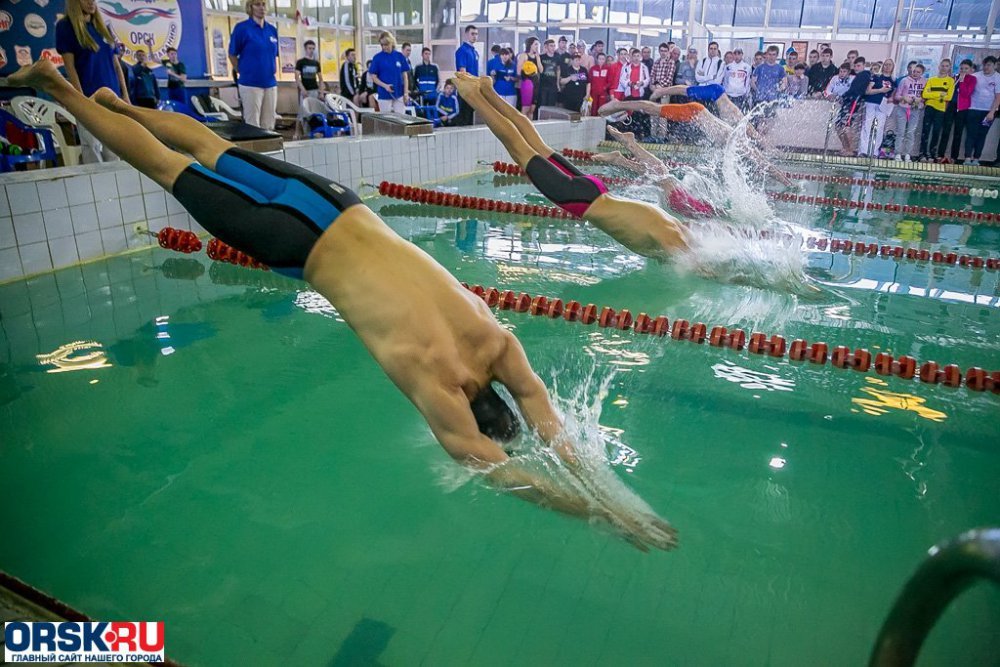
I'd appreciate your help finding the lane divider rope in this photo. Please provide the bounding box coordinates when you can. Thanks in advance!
[375,181,1000,272]
[458,282,1000,394]
[150,226,1000,394]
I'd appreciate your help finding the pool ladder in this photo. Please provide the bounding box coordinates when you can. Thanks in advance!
[869,527,1000,666]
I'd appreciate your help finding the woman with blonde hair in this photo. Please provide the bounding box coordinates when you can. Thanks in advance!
[368,31,411,113]
[55,0,130,162]
[228,0,279,129]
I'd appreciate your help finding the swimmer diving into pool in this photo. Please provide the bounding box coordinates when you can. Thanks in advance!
[452,72,689,261]
[598,87,794,187]
[10,60,675,552]
[593,127,719,218]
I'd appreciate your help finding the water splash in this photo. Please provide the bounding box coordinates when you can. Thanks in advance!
[432,361,677,550]
[675,222,820,297]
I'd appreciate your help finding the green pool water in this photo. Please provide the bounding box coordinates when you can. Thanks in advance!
[1,164,999,666]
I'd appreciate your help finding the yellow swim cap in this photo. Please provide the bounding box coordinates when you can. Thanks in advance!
[522,61,537,76]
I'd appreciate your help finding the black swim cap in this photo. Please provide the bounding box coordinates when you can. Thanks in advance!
[470,385,520,443]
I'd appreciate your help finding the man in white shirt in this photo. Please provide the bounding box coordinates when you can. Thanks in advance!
[721,47,752,110]
[965,55,1000,165]
[696,41,724,84]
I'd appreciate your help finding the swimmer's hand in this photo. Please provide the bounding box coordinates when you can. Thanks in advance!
[487,459,677,551]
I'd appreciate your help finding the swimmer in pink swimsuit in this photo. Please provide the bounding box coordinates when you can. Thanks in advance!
[453,72,689,261]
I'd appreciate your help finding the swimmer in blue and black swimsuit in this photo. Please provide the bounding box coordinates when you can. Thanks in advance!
[171,148,361,279]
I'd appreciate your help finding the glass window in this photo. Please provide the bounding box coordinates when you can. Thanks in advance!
[521,0,546,22]
[578,27,609,54]
[734,0,766,26]
[609,27,640,51]
[767,0,802,26]
[580,0,610,22]
[704,0,735,25]
[871,0,895,28]
[641,0,672,24]
[484,27,516,51]
[838,0,875,28]
[458,0,486,22]
[609,0,640,23]
[671,0,690,24]
[948,0,988,29]
[800,0,834,27]
[486,0,517,21]
[638,29,672,47]
[364,0,392,26]
[394,0,422,24]
[548,0,577,21]
[906,0,950,29]
[431,0,455,36]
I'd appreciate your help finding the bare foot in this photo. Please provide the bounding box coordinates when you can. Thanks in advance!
[607,126,636,144]
[7,59,65,92]
[452,74,483,105]
[91,87,127,113]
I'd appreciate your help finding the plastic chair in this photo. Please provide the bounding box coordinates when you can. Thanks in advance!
[325,93,370,134]
[0,109,57,172]
[10,96,83,167]
[298,97,350,139]
[189,95,231,122]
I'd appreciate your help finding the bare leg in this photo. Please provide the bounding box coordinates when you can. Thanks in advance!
[466,73,554,157]
[453,75,539,168]
[8,60,191,191]
[607,126,667,175]
[656,85,689,99]
[91,89,235,171]
[599,98,664,117]
[591,150,641,172]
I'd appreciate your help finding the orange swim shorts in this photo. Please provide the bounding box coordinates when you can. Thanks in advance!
[659,103,702,122]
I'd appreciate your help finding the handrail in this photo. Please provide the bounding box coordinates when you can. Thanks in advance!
[869,527,1000,667]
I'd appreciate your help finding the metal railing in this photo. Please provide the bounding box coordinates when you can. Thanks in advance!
[869,527,1000,667]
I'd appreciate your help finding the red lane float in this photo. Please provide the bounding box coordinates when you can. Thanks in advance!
[378,180,574,220]
[157,227,202,253]
[767,190,998,225]
[491,160,634,186]
[206,238,268,270]
[461,282,1000,395]
[783,171,972,195]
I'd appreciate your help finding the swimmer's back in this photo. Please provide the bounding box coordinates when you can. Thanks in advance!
[585,193,689,260]
[659,102,703,123]
[304,206,508,393]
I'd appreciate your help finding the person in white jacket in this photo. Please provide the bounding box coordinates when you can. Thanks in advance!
[617,48,650,100]
[696,41,724,84]
[720,47,752,110]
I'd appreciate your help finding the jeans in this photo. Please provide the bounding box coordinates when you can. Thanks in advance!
[920,107,945,157]
[964,109,990,160]
[938,105,963,159]
[892,105,923,156]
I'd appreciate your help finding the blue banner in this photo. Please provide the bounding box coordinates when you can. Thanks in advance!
[1,0,207,79]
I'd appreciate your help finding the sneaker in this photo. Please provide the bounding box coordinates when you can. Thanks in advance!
[969,159,980,166]
[903,154,911,162]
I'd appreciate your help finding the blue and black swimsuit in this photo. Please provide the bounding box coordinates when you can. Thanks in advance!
[172,147,362,279]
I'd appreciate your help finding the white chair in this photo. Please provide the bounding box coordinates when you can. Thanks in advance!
[10,96,83,166]
[325,93,372,135]
[190,95,241,121]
